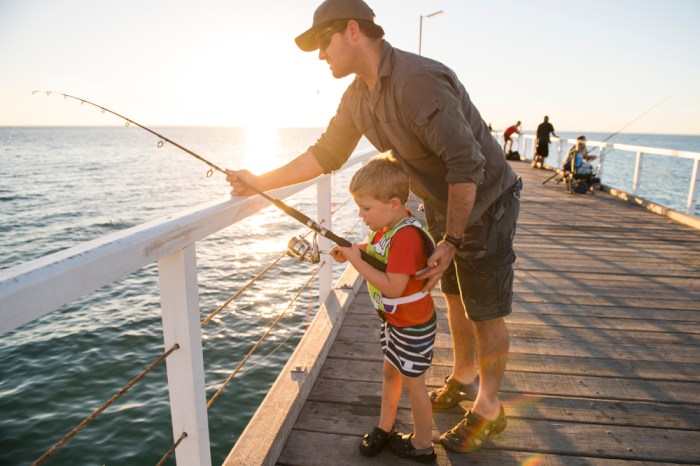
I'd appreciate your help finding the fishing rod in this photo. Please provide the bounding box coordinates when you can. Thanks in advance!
[541,91,676,185]
[598,92,674,145]
[35,91,386,272]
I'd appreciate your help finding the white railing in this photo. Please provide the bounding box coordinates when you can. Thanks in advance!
[0,147,379,466]
[503,133,700,216]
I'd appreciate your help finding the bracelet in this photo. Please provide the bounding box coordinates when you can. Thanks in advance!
[442,234,463,250]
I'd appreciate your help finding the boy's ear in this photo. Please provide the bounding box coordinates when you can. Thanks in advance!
[390,196,403,209]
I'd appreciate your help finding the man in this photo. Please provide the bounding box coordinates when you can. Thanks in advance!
[533,115,558,169]
[226,0,521,455]
[503,121,521,155]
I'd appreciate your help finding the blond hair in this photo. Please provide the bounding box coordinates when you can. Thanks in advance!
[349,154,409,203]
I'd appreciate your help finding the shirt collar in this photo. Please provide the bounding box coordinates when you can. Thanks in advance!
[365,40,394,106]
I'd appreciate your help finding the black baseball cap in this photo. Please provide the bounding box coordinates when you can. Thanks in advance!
[295,0,376,52]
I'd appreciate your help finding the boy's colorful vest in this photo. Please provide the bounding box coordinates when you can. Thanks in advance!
[366,216,436,315]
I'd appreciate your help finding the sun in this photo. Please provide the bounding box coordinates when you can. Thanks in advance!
[241,124,281,171]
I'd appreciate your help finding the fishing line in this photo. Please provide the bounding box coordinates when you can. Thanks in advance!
[35,90,386,271]
[3,126,18,145]
[598,91,676,145]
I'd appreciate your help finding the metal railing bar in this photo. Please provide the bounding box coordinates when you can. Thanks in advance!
[206,263,325,409]
[199,251,289,328]
[156,431,188,466]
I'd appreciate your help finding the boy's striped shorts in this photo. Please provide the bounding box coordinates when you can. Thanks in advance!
[380,312,437,377]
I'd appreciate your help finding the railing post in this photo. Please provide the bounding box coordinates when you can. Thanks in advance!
[517,134,523,155]
[317,175,332,303]
[632,151,644,195]
[556,139,563,168]
[158,245,211,466]
[597,144,607,180]
[687,158,700,215]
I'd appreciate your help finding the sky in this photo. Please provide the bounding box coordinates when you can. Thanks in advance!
[1,0,699,135]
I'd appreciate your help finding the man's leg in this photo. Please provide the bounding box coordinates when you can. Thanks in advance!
[439,180,520,453]
[444,293,478,384]
[438,315,509,453]
[471,316,509,420]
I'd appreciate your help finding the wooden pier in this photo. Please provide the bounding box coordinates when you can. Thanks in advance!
[227,162,700,465]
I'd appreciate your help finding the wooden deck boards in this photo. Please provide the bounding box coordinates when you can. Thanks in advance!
[275,163,700,465]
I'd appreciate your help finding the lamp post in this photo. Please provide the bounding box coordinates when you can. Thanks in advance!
[419,10,444,56]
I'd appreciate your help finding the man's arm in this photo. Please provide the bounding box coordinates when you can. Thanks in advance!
[226,150,324,196]
[417,182,477,291]
[445,182,476,239]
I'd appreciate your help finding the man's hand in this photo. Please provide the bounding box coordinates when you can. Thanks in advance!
[416,241,457,292]
[225,169,258,196]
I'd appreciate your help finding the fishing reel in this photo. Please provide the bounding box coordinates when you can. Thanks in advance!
[287,233,320,264]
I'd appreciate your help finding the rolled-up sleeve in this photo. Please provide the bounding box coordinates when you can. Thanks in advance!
[398,71,485,185]
[308,86,363,174]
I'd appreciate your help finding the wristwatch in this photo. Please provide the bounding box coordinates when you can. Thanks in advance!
[442,234,464,250]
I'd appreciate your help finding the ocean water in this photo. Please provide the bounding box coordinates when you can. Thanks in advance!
[1,127,698,465]
[0,126,367,466]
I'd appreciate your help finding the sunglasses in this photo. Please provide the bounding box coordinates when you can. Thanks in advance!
[316,24,347,51]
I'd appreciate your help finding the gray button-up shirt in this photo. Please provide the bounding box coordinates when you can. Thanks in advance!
[309,41,517,227]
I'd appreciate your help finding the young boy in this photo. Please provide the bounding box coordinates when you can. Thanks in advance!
[330,155,437,463]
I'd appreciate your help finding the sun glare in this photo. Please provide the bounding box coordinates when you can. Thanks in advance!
[241,125,281,170]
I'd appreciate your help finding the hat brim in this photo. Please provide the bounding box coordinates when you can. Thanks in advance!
[295,26,323,52]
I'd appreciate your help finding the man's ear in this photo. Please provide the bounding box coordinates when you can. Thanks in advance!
[346,19,361,40]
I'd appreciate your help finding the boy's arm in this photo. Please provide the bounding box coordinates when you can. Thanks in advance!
[339,244,410,298]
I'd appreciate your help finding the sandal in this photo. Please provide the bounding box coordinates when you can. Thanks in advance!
[439,406,507,453]
[429,375,479,410]
[389,432,437,463]
[359,426,397,457]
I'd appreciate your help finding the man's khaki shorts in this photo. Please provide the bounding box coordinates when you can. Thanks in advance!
[424,179,521,322]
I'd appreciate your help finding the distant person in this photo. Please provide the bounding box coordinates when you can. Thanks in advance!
[488,122,494,132]
[533,116,558,169]
[330,155,437,462]
[562,135,600,192]
[563,135,597,172]
[503,121,521,154]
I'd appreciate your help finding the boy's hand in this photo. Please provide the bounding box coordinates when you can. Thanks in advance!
[329,245,347,263]
[336,244,362,265]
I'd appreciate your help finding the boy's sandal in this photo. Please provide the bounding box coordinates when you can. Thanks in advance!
[429,375,479,410]
[389,433,437,464]
[359,425,397,457]
[439,406,507,454]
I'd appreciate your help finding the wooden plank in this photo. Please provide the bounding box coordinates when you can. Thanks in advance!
[337,321,700,349]
[283,404,700,464]
[511,284,700,302]
[298,394,700,435]
[514,269,700,286]
[316,358,700,404]
[329,333,700,365]
[505,313,700,335]
[321,349,699,384]
[278,429,670,466]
